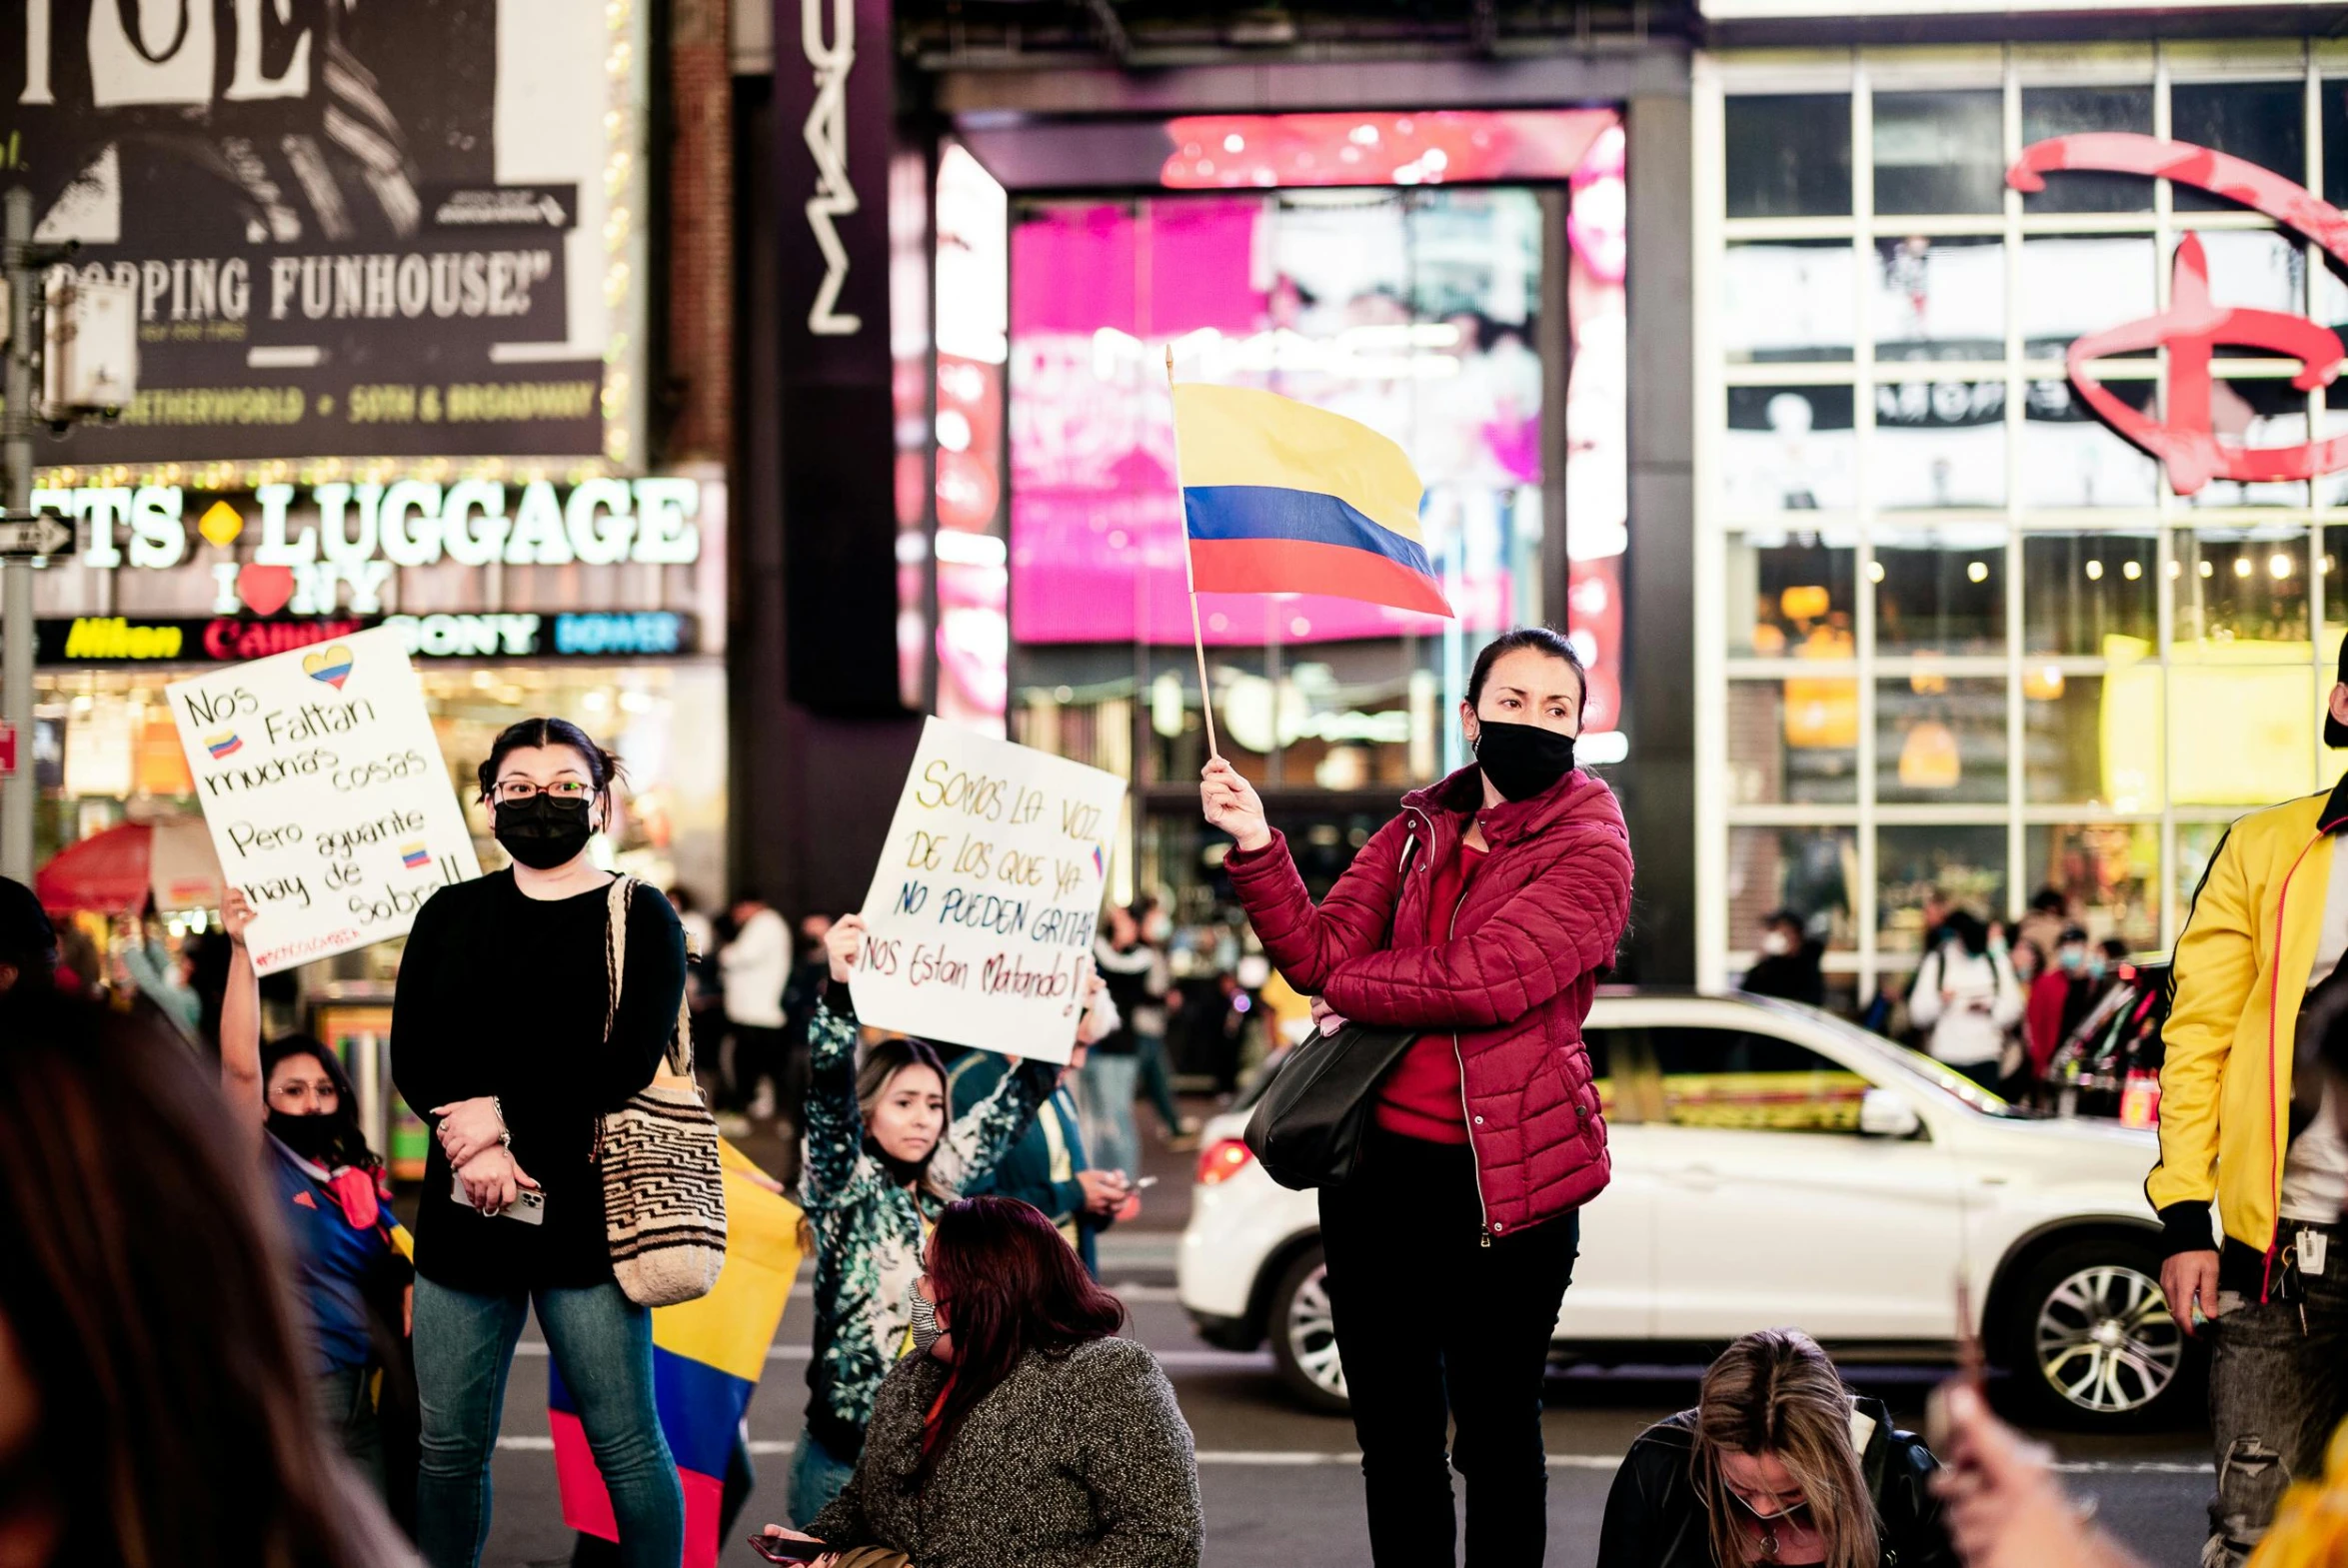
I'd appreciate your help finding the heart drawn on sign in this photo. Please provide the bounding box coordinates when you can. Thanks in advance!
[197,501,244,548]
[303,644,356,690]
[237,564,295,616]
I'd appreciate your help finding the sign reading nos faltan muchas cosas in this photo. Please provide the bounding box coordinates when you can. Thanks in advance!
[168,626,481,974]
[5,0,646,463]
[852,720,1130,1065]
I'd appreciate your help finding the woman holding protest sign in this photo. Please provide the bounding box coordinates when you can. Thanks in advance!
[219,888,416,1520]
[786,913,1080,1527]
[761,1195,1203,1568]
[1199,626,1634,1568]
[390,717,688,1568]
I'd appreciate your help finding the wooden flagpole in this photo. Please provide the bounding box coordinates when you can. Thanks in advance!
[1167,345,1220,760]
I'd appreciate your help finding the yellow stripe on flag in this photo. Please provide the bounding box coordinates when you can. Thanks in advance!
[1172,383,1425,545]
[648,1142,805,1384]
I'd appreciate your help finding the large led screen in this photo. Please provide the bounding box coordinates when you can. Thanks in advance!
[1012,191,1577,647]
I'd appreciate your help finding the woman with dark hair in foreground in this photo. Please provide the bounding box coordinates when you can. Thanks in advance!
[0,985,415,1568]
[761,1195,1203,1568]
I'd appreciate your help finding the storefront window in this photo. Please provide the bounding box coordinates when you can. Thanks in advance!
[1873,91,2005,215]
[2026,670,2162,810]
[1706,54,2341,999]
[2022,533,2159,655]
[2020,86,2155,214]
[2170,662,2315,805]
[1871,380,2005,508]
[1723,242,1857,363]
[1877,677,2006,804]
[1726,95,1852,218]
[2021,375,2159,508]
[2171,81,2305,213]
[1722,386,1858,514]
[1726,531,1857,659]
[2171,527,2312,649]
[1873,238,2003,362]
[1728,825,1857,950]
[1878,824,2008,952]
[1874,525,2006,654]
[2175,820,2236,917]
[2026,822,2161,952]
[2019,236,2158,359]
[1728,678,1859,805]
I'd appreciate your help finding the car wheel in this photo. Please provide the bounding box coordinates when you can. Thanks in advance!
[2003,1239,2195,1429]
[1268,1245,1350,1415]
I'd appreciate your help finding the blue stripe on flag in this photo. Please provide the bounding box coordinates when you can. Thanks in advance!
[1182,485,1436,580]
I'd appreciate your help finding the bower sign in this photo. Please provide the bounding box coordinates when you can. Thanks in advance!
[852,719,1129,1064]
[167,626,481,973]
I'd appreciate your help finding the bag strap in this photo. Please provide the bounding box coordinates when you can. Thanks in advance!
[603,873,697,1081]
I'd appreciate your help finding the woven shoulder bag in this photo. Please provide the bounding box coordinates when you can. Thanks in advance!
[595,874,727,1307]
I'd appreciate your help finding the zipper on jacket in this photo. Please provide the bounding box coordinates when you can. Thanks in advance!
[1444,849,1492,1248]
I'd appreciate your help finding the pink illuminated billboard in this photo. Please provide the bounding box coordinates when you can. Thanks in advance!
[1005,111,1626,740]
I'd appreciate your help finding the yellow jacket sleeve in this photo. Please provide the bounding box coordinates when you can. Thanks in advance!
[2149,825,2255,1237]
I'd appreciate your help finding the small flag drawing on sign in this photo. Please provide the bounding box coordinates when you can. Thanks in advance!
[1091,843,1107,880]
[303,644,356,691]
[401,841,431,869]
[206,731,243,759]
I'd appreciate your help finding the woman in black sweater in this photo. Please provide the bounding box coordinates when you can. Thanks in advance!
[391,718,687,1568]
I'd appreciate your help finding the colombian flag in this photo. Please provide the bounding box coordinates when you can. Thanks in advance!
[551,1141,803,1568]
[1174,383,1451,619]
[400,842,430,870]
[206,731,243,759]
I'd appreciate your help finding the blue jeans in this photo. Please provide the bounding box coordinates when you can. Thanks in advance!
[786,1424,859,1529]
[1076,1051,1143,1176]
[412,1276,683,1568]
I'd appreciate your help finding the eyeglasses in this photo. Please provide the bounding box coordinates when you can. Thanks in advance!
[491,779,595,804]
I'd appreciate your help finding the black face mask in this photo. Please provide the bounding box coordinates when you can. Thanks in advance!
[1472,720,1578,802]
[494,793,595,869]
[268,1109,343,1163]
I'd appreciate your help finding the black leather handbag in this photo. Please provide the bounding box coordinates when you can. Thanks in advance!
[1241,1020,1422,1190]
[1240,827,1423,1191]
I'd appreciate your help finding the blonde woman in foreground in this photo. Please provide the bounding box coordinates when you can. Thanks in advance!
[1597,1329,1957,1568]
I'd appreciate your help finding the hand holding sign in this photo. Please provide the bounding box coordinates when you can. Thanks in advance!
[851,720,1129,1064]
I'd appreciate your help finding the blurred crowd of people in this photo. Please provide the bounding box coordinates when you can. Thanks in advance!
[1741,886,2161,1118]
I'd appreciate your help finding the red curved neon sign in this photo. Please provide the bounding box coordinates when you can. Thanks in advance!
[2006,133,2348,495]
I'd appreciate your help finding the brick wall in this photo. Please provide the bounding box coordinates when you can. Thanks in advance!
[666,0,734,463]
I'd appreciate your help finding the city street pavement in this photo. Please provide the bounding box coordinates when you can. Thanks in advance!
[465,1108,2214,1568]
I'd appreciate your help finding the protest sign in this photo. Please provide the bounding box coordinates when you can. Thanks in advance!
[851,719,1129,1063]
[168,626,481,974]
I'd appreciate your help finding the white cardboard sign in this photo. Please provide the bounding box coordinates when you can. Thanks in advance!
[851,718,1129,1063]
[167,626,482,974]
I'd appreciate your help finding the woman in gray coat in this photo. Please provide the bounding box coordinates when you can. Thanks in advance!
[760,1195,1203,1568]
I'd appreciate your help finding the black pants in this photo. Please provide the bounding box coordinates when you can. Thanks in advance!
[1318,1126,1579,1568]
[726,1023,785,1111]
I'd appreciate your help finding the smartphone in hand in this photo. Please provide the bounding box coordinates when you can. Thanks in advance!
[748,1535,828,1563]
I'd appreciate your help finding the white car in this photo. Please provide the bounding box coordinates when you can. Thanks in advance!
[1179,990,2189,1431]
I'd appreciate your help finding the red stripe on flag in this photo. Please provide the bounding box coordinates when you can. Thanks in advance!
[553,1409,728,1568]
[1189,537,1452,618]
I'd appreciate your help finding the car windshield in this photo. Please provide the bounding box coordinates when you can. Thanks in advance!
[1744,998,2031,1118]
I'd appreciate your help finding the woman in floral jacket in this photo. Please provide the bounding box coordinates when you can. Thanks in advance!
[785,913,1062,1527]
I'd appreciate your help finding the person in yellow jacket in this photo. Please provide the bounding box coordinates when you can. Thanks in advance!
[2156,634,2348,1568]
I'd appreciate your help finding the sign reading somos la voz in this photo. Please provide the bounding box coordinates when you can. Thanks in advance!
[168,626,482,974]
[850,719,1129,1065]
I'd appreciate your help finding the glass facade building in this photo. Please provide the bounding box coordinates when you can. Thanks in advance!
[1696,42,2348,1008]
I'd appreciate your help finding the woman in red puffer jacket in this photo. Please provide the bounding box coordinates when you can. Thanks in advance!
[1200,627,1633,1568]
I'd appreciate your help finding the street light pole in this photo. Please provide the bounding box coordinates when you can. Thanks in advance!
[1,187,34,885]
